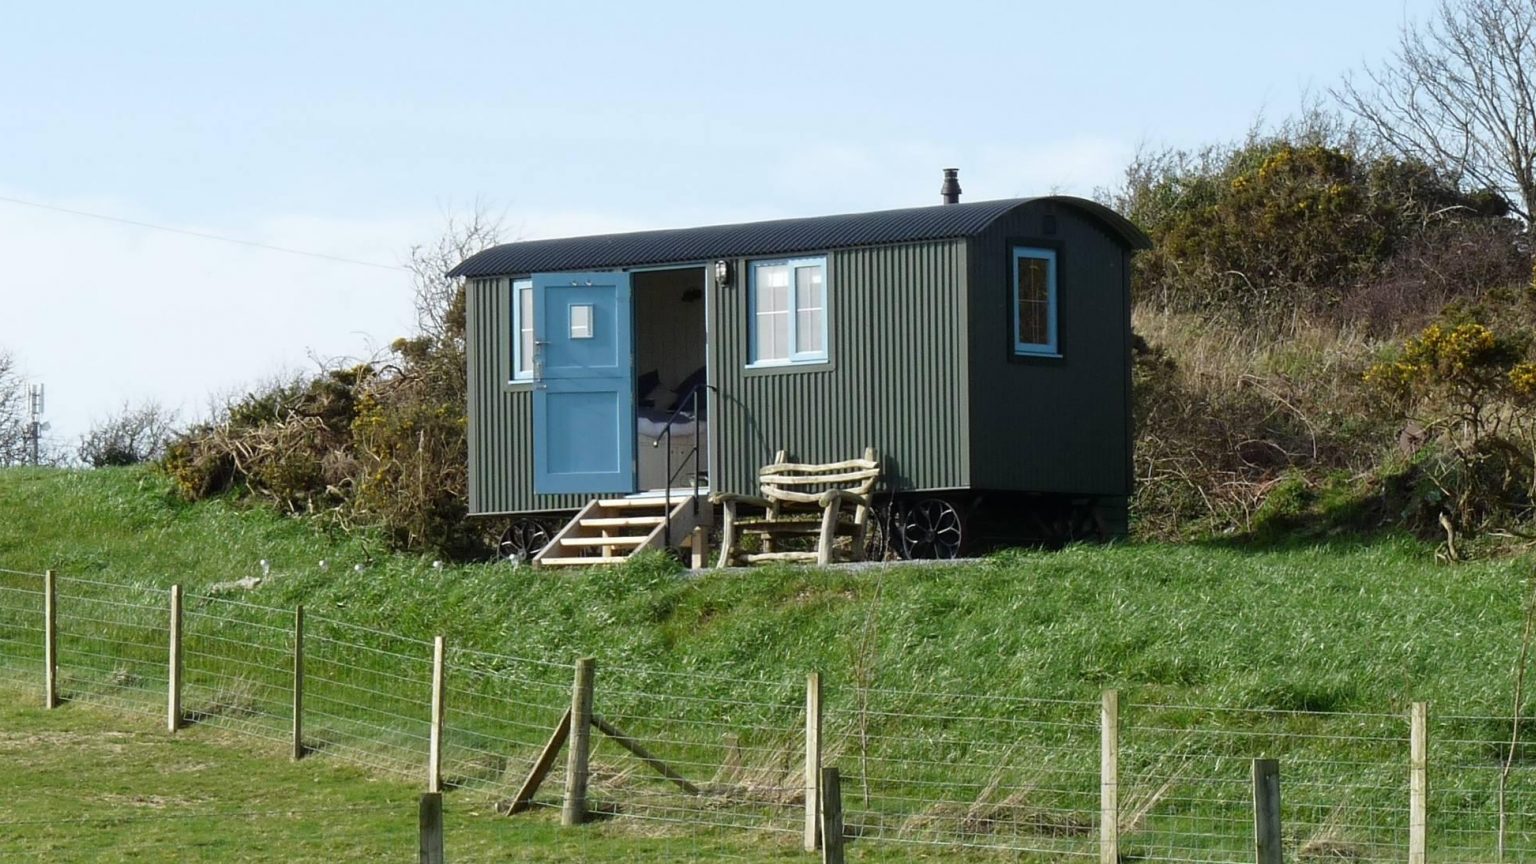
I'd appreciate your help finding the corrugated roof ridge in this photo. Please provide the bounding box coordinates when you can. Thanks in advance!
[447,196,1147,278]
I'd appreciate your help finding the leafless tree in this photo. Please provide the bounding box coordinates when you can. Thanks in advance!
[408,204,505,346]
[1336,0,1536,222]
[78,401,180,467]
[0,351,27,466]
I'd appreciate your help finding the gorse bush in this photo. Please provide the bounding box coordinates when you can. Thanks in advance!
[349,337,475,557]
[1116,109,1534,545]
[161,215,499,558]
[164,341,479,558]
[1365,312,1536,534]
[1118,124,1523,329]
[163,366,369,515]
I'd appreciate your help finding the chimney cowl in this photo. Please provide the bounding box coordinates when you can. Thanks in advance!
[940,168,962,205]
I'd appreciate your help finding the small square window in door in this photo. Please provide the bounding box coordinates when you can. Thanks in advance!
[569,304,594,339]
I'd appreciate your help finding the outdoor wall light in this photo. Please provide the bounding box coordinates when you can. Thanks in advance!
[713,259,734,287]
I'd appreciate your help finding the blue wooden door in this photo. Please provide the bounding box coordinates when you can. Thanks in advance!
[532,271,635,494]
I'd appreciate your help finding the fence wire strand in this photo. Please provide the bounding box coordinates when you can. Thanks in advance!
[16,570,1536,861]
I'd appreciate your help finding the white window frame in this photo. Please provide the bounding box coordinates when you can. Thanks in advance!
[748,256,829,367]
[1011,247,1059,357]
[511,278,534,381]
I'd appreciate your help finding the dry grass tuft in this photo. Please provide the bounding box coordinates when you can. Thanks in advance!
[1297,805,1368,862]
[899,762,1093,842]
[1132,304,1393,538]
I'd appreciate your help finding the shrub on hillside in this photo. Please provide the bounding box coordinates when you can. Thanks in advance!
[163,367,368,514]
[1130,319,1392,539]
[159,215,498,558]
[348,337,476,557]
[162,344,478,556]
[1116,126,1523,328]
[1365,312,1536,533]
[78,401,179,468]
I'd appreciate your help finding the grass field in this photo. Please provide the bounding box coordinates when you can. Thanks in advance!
[4,465,1536,861]
[0,692,845,863]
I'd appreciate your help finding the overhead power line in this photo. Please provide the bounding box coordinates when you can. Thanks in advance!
[0,193,408,272]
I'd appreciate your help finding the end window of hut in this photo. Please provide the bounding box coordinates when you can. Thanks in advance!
[511,278,534,381]
[748,257,828,367]
[1011,247,1058,357]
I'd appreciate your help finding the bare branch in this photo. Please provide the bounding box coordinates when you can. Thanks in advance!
[408,201,507,346]
[1335,0,1536,222]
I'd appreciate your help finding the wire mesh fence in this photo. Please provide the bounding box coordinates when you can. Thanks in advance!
[438,645,574,803]
[1121,702,1408,864]
[583,661,806,837]
[180,595,294,746]
[19,567,1536,861]
[0,568,44,692]
[1431,711,1536,863]
[55,575,169,719]
[303,615,435,779]
[832,688,1100,858]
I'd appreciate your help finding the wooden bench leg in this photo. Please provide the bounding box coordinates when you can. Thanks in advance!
[817,504,839,567]
[717,500,737,568]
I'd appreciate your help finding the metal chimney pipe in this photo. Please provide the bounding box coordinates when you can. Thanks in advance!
[940,168,961,205]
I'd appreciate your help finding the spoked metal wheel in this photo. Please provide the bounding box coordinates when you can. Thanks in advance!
[498,518,553,565]
[861,503,895,562]
[1031,498,1103,548]
[896,498,964,560]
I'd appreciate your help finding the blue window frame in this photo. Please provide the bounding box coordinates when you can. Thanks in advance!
[1011,247,1058,356]
[511,278,533,381]
[749,256,828,367]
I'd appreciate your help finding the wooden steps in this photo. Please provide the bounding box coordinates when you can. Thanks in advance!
[561,536,648,548]
[533,495,707,568]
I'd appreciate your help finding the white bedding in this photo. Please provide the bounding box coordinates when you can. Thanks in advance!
[637,411,700,440]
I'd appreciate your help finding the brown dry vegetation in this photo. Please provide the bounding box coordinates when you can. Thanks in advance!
[1115,106,1536,546]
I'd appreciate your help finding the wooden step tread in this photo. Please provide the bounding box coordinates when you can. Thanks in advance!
[595,498,679,509]
[580,516,666,527]
[537,557,627,567]
[560,536,649,547]
[742,551,819,563]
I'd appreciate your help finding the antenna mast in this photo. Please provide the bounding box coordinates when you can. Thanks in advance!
[26,384,43,466]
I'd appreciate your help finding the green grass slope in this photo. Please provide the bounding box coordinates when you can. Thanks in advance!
[0,465,1526,712]
[0,695,813,863]
[2,466,1534,861]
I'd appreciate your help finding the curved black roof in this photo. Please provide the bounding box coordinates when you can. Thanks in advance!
[448,196,1150,279]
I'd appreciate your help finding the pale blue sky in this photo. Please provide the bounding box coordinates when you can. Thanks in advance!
[0,0,1436,447]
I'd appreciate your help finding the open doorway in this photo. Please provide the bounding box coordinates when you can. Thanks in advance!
[632,267,708,491]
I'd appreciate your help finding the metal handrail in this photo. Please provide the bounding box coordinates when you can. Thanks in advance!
[652,382,708,549]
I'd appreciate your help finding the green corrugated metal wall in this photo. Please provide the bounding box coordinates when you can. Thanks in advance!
[965,202,1132,497]
[465,277,588,515]
[711,241,971,497]
[464,211,1133,517]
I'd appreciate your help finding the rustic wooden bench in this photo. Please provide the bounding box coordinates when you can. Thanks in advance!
[710,447,880,567]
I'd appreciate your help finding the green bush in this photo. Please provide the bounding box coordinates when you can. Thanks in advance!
[1117,127,1523,327]
[1365,315,1536,534]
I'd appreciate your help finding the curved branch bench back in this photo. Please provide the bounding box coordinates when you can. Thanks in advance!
[710,447,880,567]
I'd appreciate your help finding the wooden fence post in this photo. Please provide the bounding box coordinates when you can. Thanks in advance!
[691,526,709,569]
[806,671,823,851]
[43,569,57,709]
[429,635,446,793]
[1411,702,1428,864]
[167,584,182,733]
[418,791,445,864]
[562,657,596,826]
[821,765,844,864]
[1253,758,1282,864]
[1101,689,1119,864]
[292,605,305,761]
